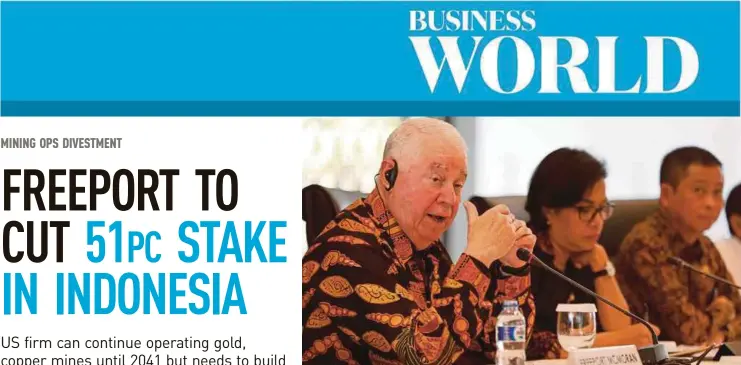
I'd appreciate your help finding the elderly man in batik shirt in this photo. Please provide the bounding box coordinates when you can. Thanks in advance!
[302,118,537,365]
[616,147,741,346]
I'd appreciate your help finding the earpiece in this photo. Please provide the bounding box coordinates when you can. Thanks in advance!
[384,159,398,191]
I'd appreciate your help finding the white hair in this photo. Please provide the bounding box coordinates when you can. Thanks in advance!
[382,118,467,161]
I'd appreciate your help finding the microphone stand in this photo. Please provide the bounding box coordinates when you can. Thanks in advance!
[516,248,669,364]
[667,257,741,362]
[668,257,741,290]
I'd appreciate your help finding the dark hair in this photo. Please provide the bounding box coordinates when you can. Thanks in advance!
[525,148,607,233]
[660,147,722,188]
[726,183,741,236]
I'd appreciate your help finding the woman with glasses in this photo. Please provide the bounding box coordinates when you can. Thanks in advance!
[525,148,658,360]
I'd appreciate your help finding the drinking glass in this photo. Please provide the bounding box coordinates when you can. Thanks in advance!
[556,303,597,352]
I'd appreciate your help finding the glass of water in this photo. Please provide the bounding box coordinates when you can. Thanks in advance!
[556,303,597,352]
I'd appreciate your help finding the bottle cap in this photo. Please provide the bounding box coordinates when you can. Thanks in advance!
[503,300,518,308]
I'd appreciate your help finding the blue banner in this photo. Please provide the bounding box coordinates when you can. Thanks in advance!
[1,1,739,116]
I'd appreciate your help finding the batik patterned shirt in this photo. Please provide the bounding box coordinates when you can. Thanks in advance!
[302,188,535,364]
[615,209,741,345]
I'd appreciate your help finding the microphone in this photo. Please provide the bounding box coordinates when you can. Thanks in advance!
[516,248,668,364]
[667,256,741,290]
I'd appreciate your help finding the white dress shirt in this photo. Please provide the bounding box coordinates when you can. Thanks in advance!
[715,235,741,294]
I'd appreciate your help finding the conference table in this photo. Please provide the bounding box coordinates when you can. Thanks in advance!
[526,358,739,365]
[523,346,741,365]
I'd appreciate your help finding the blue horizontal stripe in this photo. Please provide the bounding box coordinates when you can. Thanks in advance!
[3,101,737,117]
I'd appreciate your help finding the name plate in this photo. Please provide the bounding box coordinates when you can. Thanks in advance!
[718,356,741,364]
[567,346,642,365]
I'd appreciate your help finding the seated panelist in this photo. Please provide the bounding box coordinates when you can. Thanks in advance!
[302,118,537,364]
[715,183,741,295]
[616,147,741,345]
[524,148,660,360]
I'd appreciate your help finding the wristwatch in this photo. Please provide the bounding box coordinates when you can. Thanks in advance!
[594,260,616,278]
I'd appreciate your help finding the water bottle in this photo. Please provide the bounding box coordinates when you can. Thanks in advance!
[496,300,527,365]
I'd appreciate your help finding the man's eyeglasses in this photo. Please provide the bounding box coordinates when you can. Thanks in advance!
[574,203,615,222]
